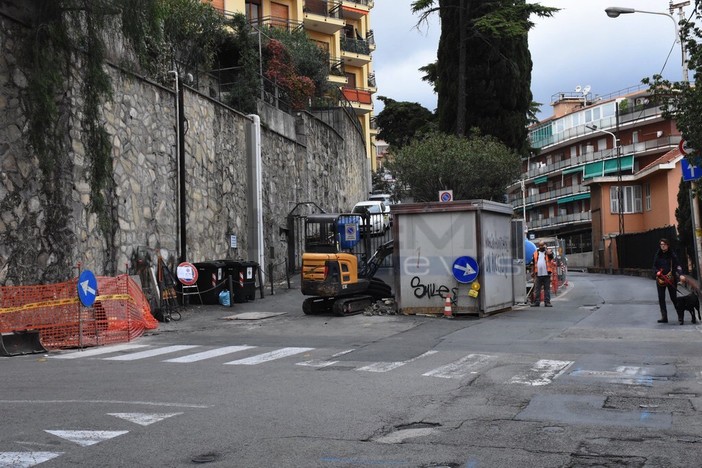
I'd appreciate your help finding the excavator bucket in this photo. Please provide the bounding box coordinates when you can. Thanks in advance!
[0,331,47,357]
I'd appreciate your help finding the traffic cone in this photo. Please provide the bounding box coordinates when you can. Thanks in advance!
[443,294,453,318]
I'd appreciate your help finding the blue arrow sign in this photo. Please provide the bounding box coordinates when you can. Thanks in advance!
[77,270,98,307]
[682,158,702,182]
[452,256,479,284]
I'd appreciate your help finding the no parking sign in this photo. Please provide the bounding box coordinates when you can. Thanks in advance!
[439,190,453,202]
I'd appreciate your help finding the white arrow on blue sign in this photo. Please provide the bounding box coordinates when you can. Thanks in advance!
[452,256,479,284]
[78,270,98,307]
[682,158,702,182]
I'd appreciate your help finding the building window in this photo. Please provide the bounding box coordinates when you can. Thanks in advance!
[645,183,651,211]
[610,185,643,214]
[246,0,261,23]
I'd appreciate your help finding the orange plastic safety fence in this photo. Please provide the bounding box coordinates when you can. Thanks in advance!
[0,274,158,349]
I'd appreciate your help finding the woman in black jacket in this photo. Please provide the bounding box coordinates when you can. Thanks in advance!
[652,238,682,323]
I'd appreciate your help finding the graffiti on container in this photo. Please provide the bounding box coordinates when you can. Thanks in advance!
[410,276,458,303]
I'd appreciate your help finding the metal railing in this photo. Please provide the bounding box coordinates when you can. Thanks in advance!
[249,16,304,33]
[528,212,591,229]
[508,184,588,207]
[524,136,680,180]
[530,101,666,149]
[341,36,371,55]
[304,0,343,19]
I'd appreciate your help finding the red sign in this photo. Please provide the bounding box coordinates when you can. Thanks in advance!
[176,262,198,286]
[679,139,693,155]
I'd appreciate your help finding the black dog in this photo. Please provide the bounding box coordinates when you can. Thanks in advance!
[674,293,700,324]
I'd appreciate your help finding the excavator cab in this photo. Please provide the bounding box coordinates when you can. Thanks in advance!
[301,213,393,316]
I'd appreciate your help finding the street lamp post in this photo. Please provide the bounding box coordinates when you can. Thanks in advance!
[605,1,702,278]
[586,123,624,240]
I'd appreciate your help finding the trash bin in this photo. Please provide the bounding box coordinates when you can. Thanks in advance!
[193,261,227,304]
[217,260,259,303]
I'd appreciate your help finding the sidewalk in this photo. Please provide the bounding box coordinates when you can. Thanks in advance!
[150,276,305,333]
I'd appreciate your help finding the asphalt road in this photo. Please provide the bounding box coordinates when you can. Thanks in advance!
[2,271,701,467]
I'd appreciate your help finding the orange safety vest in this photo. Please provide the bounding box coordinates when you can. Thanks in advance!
[532,250,556,275]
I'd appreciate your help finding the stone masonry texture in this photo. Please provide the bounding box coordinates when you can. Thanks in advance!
[0,13,368,286]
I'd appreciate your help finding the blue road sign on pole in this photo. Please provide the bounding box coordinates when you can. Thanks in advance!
[452,256,479,284]
[77,270,98,307]
[682,158,702,182]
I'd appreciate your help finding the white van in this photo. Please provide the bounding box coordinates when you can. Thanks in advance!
[368,193,394,224]
[352,200,389,234]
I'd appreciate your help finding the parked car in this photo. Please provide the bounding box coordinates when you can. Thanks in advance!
[352,200,389,235]
[368,193,394,224]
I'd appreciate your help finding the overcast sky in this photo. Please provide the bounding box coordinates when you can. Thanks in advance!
[371,0,694,120]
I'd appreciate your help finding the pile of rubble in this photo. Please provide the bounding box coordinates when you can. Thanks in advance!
[363,298,397,315]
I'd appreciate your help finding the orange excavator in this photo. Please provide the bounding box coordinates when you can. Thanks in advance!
[301,213,393,316]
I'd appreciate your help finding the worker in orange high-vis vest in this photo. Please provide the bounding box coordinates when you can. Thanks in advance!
[531,241,555,307]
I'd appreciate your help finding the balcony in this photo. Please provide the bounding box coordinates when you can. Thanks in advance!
[367,72,376,92]
[341,0,373,20]
[509,184,589,209]
[303,0,344,35]
[528,211,592,230]
[328,57,346,85]
[342,86,373,114]
[341,36,371,67]
[530,103,667,150]
[249,16,304,33]
[367,29,376,51]
[521,135,681,182]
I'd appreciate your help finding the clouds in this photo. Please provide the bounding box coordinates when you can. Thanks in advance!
[372,0,692,119]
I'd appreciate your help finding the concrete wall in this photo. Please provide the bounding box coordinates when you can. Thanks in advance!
[0,14,368,285]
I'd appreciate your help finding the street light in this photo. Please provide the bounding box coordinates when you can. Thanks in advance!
[586,123,625,238]
[605,4,689,84]
[605,2,701,278]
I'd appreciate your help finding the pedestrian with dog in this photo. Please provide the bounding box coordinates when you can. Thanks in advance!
[652,238,682,323]
[677,275,700,325]
[531,241,554,307]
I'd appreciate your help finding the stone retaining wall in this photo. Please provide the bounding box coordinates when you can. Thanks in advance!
[0,14,368,285]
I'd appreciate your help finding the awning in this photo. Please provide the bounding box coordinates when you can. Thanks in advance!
[533,175,548,184]
[562,166,583,175]
[583,155,634,179]
[557,192,591,204]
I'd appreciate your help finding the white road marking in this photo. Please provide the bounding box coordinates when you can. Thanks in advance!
[509,359,574,386]
[357,350,438,373]
[44,430,128,447]
[107,412,183,426]
[570,366,652,386]
[296,349,355,367]
[0,452,63,468]
[224,347,314,365]
[50,344,149,359]
[163,345,255,363]
[422,353,494,379]
[103,345,200,361]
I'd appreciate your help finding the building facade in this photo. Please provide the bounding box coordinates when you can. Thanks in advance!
[209,0,378,170]
[507,85,683,269]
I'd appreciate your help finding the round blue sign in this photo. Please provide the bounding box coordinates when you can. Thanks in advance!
[452,256,479,284]
[77,270,98,307]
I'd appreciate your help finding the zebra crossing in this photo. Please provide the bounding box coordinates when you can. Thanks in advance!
[53,344,671,389]
[50,343,578,385]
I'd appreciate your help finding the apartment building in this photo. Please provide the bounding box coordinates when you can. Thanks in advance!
[507,85,683,269]
[208,0,378,169]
